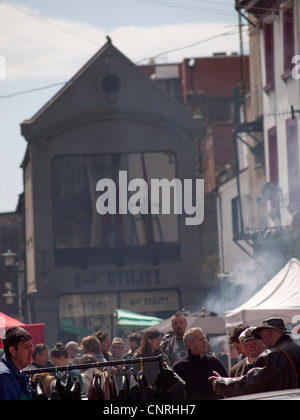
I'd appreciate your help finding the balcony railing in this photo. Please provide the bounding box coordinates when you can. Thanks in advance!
[233,192,292,239]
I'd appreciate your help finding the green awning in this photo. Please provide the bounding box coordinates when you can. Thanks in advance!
[115,309,163,327]
[59,318,91,337]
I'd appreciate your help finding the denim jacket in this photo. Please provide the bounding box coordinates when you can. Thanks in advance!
[0,354,33,400]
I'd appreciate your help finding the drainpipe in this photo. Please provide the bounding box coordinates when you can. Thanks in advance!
[217,194,225,273]
[234,129,245,236]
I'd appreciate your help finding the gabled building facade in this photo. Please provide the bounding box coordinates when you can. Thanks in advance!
[20,40,203,344]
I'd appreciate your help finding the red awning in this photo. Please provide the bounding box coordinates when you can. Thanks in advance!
[0,312,45,347]
[0,312,25,327]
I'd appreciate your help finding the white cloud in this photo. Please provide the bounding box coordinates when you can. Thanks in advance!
[111,23,244,64]
[0,2,247,81]
[0,3,105,80]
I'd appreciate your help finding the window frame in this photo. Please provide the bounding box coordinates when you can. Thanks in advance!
[263,23,275,93]
[51,151,181,267]
[281,7,295,82]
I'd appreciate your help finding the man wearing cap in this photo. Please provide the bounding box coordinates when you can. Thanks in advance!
[230,327,266,377]
[110,337,125,388]
[110,337,125,360]
[65,341,82,363]
[0,326,34,400]
[209,317,300,397]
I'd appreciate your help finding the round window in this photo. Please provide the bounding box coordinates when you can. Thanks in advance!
[101,74,121,95]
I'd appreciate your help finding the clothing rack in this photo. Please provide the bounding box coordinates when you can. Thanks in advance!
[23,354,164,375]
[23,354,166,399]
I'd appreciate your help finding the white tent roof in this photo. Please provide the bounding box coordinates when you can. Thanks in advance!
[225,258,300,329]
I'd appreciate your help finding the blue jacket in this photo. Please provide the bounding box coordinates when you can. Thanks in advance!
[0,354,33,400]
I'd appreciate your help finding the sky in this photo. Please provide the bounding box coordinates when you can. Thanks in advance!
[0,0,248,212]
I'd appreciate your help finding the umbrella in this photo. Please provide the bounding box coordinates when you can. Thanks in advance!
[144,310,191,334]
[185,308,225,336]
[115,309,163,328]
[152,307,225,336]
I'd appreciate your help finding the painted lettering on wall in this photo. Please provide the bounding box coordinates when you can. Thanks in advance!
[121,289,179,312]
[108,268,161,287]
[74,268,162,288]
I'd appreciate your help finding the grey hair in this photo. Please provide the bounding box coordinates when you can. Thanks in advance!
[183,327,204,346]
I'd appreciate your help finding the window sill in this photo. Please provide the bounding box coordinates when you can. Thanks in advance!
[263,81,275,94]
[281,69,293,83]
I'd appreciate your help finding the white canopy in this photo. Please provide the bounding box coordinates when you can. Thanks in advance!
[225,258,300,329]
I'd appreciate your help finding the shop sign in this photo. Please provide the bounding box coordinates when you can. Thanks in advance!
[120,290,179,313]
[59,293,117,317]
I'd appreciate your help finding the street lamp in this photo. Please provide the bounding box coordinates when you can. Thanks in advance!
[1,250,24,318]
[1,249,17,270]
[2,290,16,305]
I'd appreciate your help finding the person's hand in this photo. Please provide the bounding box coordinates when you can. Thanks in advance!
[208,371,221,391]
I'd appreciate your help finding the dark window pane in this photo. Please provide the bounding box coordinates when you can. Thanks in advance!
[52,152,179,259]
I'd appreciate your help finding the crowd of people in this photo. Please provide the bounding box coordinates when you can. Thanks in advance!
[0,311,299,400]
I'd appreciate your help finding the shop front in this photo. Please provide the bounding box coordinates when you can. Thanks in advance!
[59,289,180,340]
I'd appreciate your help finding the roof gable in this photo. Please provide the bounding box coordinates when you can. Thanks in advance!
[21,39,200,141]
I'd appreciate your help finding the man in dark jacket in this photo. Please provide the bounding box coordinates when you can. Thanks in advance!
[209,318,300,397]
[161,312,188,365]
[0,326,34,400]
[172,327,227,400]
[124,333,141,359]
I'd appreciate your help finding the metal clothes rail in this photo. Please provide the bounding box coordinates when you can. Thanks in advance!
[23,354,164,375]
[23,354,166,399]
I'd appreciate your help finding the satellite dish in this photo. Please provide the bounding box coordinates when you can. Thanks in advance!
[261,182,278,201]
[188,58,195,67]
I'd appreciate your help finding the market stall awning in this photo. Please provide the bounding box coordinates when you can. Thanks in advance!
[0,312,24,328]
[59,318,91,337]
[115,309,163,327]
[225,258,300,329]
[0,312,45,347]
